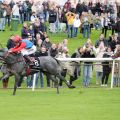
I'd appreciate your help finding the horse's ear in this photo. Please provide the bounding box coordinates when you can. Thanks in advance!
[0,48,8,52]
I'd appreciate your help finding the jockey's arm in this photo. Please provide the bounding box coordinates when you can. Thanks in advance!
[11,42,26,53]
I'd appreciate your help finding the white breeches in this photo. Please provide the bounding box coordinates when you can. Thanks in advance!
[21,45,37,56]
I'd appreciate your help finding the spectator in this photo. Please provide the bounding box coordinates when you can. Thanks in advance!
[30,12,37,23]
[19,1,24,23]
[95,1,102,16]
[34,46,50,87]
[64,0,71,12]
[48,43,58,57]
[54,6,61,32]
[33,18,46,38]
[94,42,105,85]
[110,17,117,35]
[49,7,57,33]
[81,12,91,38]
[66,11,76,38]
[115,18,120,37]
[36,33,43,47]
[6,35,15,49]
[11,2,20,19]
[101,47,113,86]
[69,47,83,85]
[28,24,35,42]
[21,22,29,39]
[61,39,69,52]
[73,14,81,37]
[0,3,6,31]
[94,12,102,30]
[101,13,110,38]
[82,40,95,87]
[76,1,83,16]
[95,34,108,48]
[61,8,67,29]
[4,3,11,27]
[42,1,49,22]
[113,62,119,87]
[109,34,120,52]
[42,36,52,51]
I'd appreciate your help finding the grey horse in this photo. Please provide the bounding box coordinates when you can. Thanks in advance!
[0,49,75,95]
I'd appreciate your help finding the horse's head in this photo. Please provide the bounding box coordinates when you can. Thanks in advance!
[0,48,8,56]
[0,48,8,62]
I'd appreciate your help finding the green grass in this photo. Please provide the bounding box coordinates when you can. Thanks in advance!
[0,88,120,120]
[0,24,120,120]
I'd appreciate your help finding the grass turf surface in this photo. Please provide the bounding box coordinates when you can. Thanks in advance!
[0,24,120,120]
[0,87,120,120]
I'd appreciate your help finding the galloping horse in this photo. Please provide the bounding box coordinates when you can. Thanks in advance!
[0,49,75,95]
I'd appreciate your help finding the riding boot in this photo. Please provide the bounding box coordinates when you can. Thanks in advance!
[24,55,34,65]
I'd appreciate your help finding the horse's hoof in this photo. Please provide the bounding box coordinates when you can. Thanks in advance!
[69,85,76,89]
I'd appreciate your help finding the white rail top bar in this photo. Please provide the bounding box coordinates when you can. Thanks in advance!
[57,58,120,62]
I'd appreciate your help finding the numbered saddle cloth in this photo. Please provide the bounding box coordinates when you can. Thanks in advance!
[33,57,41,67]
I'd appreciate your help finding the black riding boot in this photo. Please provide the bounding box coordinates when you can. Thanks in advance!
[24,55,34,65]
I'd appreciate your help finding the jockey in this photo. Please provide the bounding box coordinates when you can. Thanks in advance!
[8,35,37,64]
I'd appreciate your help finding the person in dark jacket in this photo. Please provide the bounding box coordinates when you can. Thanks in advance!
[21,22,29,39]
[42,36,52,51]
[49,8,57,23]
[6,35,15,49]
[34,46,50,87]
[76,1,83,16]
[64,0,71,12]
[48,43,58,57]
[109,34,120,52]
[81,47,95,87]
[115,18,120,37]
[101,47,112,86]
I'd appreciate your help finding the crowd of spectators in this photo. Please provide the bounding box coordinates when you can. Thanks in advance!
[0,0,120,88]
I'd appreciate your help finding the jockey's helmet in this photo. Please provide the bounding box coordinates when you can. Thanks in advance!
[12,35,22,43]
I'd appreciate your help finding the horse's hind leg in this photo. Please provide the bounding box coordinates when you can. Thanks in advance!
[57,73,76,89]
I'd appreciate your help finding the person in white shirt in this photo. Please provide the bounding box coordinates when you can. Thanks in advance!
[73,14,81,37]
[12,2,20,19]
[101,13,110,38]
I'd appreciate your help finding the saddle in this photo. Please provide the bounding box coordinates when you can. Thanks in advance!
[24,55,41,69]
[23,56,41,76]
[24,55,35,65]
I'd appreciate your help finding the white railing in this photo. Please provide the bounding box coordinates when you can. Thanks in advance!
[32,58,120,91]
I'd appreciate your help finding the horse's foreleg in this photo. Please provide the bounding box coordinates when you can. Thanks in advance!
[55,77,60,94]
[13,74,20,95]
[48,74,59,94]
